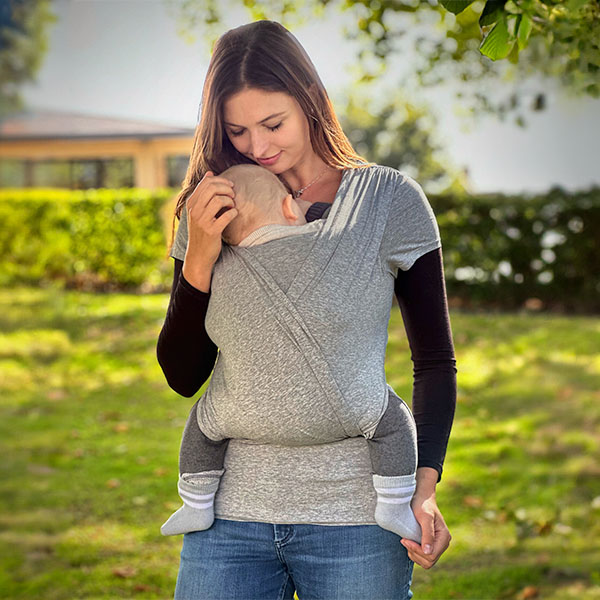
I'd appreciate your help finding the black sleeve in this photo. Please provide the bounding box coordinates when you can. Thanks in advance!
[393,247,457,482]
[304,202,332,221]
[156,258,219,397]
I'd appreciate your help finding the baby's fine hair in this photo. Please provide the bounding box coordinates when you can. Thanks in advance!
[220,164,289,245]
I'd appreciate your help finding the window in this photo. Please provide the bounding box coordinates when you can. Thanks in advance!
[167,155,189,187]
[0,158,135,188]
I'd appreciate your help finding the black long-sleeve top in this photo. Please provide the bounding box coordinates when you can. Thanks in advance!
[157,206,457,481]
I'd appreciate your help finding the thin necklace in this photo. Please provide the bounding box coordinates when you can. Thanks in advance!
[293,166,329,199]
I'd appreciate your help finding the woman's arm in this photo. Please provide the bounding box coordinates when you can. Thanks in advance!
[157,171,239,396]
[156,258,218,397]
[393,247,457,482]
[393,247,456,568]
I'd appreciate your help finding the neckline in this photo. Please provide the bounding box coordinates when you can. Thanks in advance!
[311,167,353,220]
[235,220,324,247]
[233,168,359,248]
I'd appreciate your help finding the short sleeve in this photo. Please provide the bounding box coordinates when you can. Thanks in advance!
[169,202,189,261]
[379,174,441,277]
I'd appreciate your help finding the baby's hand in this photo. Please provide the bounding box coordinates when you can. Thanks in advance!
[295,198,313,216]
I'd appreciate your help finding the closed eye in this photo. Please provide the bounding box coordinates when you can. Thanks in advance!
[228,122,282,137]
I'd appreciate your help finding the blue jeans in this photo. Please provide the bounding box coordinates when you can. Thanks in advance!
[174,518,414,600]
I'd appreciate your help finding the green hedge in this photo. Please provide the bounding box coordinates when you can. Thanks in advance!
[0,188,176,291]
[1,186,598,311]
[430,186,600,312]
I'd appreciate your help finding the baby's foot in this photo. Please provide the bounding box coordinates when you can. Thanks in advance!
[373,473,422,543]
[160,470,224,536]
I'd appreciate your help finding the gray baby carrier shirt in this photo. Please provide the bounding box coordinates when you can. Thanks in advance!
[170,164,441,524]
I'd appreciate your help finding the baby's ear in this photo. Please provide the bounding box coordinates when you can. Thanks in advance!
[282,193,299,219]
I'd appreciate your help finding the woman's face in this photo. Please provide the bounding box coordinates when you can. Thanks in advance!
[223,88,314,174]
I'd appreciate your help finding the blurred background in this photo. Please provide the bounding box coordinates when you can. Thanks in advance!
[1,1,599,598]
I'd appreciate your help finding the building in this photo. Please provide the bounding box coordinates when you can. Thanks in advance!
[0,109,196,189]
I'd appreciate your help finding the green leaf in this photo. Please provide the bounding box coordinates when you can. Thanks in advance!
[480,16,513,60]
[566,0,589,10]
[439,1,477,15]
[479,0,507,27]
[517,13,533,50]
[506,13,519,37]
[507,38,520,64]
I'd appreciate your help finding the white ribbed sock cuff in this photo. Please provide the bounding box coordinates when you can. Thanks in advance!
[178,480,217,510]
[373,474,417,504]
[177,470,224,509]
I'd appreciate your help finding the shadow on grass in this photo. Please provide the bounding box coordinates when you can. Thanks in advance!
[1,288,599,599]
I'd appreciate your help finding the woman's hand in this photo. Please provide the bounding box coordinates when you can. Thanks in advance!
[401,467,451,569]
[182,171,238,291]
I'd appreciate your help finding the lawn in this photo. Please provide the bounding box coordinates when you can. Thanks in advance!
[1,286,599,599]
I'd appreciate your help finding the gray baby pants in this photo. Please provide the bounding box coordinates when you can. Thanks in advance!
[179,386,417,478]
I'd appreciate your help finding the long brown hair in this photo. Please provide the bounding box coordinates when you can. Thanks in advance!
[172,20,368,230]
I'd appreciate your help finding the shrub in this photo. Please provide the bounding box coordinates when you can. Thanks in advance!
[0,188,176,291]
[430,186,600,312]
[1,186,598,312]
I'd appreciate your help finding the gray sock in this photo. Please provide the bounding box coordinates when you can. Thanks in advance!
[373,473,422,543]
[160,469,224,536]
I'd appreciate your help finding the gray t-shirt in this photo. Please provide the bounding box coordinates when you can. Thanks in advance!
[170,165,441,525]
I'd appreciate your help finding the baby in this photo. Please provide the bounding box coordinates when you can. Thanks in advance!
[161,164,422,542]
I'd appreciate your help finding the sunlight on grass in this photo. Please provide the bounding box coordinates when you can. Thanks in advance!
[55,523,145,564]
[0,329,72,359]
[1,287,599,599]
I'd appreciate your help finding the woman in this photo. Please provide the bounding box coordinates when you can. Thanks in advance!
[157,19,456,600]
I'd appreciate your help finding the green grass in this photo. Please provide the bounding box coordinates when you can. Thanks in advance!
[1,286,599,599]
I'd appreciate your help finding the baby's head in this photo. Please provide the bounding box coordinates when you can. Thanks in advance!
[220,164,307,246]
